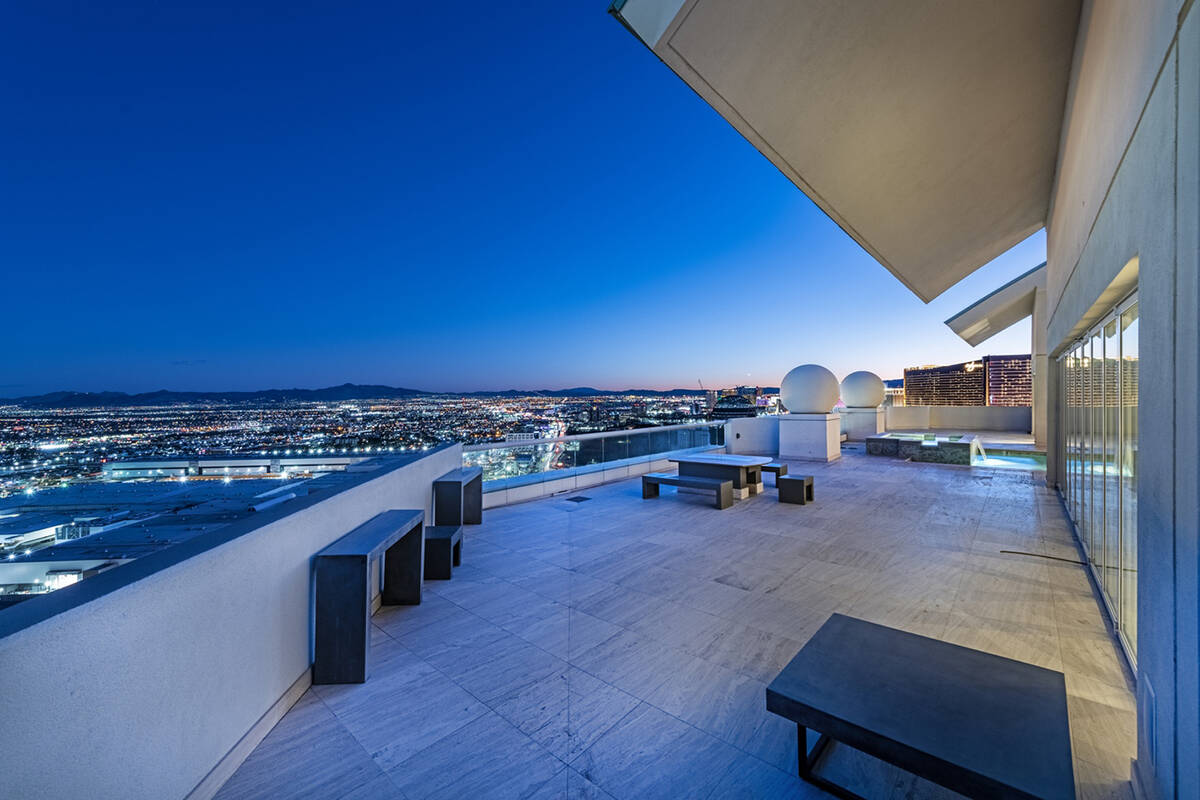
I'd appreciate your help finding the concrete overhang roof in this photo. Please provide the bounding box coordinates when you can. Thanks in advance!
[945,262,1046,346]
[612,0,1080,302]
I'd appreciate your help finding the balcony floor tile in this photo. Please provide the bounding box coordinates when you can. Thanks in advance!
[217,452,1133,799]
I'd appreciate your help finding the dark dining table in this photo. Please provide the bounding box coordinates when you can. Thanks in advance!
[668,453,772,500]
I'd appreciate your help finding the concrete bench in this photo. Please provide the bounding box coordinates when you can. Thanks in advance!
[424,525,462,580]
[313,509,424,685]
[434,466,483,526]
[642,472,733,510]
[762,461,788,481]
[778,474,814,505]
[767,613,1074,800]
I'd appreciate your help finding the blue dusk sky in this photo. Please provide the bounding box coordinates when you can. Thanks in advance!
[2,2,1040,396]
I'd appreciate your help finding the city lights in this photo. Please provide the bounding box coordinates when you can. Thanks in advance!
[0,392,725,500]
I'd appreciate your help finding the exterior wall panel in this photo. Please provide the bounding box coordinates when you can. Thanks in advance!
[1049,12,1191,794]
[1047,0,1184,313]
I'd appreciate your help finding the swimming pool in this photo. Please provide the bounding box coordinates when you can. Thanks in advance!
[973,451,1047,471]
[867,434,1046,470]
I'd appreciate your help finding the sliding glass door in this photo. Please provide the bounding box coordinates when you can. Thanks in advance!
[1057,293,1138,663]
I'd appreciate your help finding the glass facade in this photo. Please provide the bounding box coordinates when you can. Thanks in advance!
[1058,295,1138,662]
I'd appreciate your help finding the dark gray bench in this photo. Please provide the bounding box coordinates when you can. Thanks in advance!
[313,509,424,685]
[762,461,788,484]
[767,614,1075,800]
[424,525,462,580]
[433,466,483,526]
[778,474,814,504]
[642,472,733,510]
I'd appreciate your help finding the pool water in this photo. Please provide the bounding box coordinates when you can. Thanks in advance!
[973,453,1047,471]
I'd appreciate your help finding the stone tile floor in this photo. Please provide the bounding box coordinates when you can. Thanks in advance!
[216,451,1134,800]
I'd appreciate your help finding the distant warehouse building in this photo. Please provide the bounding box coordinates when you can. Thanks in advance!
[903,354,1031,407]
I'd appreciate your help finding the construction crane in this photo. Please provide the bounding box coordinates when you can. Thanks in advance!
[698,379,716,416]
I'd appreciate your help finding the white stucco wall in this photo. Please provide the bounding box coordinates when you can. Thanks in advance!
[1173,14,1200,800]
[717,408,1031,452]
[0,446,461,800]
[724,416,780,455]
[884,405,1032,433]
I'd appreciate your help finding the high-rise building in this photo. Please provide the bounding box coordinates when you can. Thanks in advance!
[903,360,986,406]
[984,354,1033,407]
[903,355,1031,406]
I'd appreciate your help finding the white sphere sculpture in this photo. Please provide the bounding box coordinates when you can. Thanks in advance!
[840,371,886,408]
[780,364,840,414]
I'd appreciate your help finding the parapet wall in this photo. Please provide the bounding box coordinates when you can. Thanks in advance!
[885,405,1031,433]
[724,407,1031,458]
[480,446,723,508]
[724,416,780,455]
[0,445,462,800]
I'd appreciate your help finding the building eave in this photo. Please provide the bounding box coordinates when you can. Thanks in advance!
[945,262,1047,347]
[613,0,1081,303]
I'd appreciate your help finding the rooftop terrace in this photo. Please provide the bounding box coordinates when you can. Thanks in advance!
[216,452,1133,800]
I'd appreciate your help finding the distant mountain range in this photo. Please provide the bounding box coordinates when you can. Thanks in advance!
[0,383,778,408]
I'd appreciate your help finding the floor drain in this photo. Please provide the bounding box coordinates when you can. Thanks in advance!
[565,496,591,503]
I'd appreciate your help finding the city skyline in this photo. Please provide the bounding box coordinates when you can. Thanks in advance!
[4,1,1036,396]
[0,338,1034,400]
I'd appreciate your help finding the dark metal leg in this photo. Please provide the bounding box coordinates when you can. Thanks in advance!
[779,479,807,505]
[433,481,463,526]
[452,538,462,567]
[381,522,422,605]
[798,725,832,777]
[313,554,370,684]
[797,725,808,775]
[715,483,732,509]
[463,475,482,524]
[425,540,452,580]
[642,479,659,499]
[796,725,868,800]
[733,467,747,492]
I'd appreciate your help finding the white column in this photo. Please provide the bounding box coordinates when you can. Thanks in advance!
[779,413,841,461]
[1032,285,1048,449]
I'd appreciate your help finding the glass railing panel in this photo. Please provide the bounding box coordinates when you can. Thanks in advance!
[462,423,726,485]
